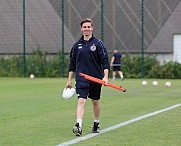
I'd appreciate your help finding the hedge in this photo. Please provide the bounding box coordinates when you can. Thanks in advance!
[0,50,181,78]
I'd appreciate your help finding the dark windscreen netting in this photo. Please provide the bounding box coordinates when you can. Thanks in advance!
[0,0,180,54]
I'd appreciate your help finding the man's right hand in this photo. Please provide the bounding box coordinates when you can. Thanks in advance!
[66,80,72,88]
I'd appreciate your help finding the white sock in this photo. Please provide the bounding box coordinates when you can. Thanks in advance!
[94,119,99,123]
[120,74,124,79]
[77,119,82,128]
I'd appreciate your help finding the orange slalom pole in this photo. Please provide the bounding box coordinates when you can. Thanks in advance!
[79,73,126,92]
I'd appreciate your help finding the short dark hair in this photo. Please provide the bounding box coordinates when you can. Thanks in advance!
[80,18,93,27]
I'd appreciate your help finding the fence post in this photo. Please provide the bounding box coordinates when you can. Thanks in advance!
[141,0,145,78]
[23,0,26,77]
[101,0,104,42]
[61,0,64,77]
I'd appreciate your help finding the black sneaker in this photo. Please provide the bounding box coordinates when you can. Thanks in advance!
[72,123,82,136]
[92,122,100,133]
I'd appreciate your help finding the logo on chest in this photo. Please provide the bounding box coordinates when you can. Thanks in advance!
[78,44,82,49]
[90,44,96,51]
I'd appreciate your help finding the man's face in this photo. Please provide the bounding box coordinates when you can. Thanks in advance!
[80,22,93,36]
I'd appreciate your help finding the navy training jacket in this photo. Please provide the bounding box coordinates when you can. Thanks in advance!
[69,36,110,82]
[113,52,122,65]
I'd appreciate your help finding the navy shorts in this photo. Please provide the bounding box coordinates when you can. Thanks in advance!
[113,66,121,71]
[75,81,102,100]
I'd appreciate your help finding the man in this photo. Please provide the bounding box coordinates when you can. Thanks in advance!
[66,18,110,136]
[110,49,124,80]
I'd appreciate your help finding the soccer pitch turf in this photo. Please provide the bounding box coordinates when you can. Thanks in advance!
[0,78,181,146]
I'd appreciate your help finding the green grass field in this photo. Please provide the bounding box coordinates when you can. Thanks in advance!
[0,77,181,146]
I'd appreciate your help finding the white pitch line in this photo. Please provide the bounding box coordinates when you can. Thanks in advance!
[56,103,181,146]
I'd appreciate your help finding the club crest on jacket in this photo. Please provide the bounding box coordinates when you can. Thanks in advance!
[90,44,96,51]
